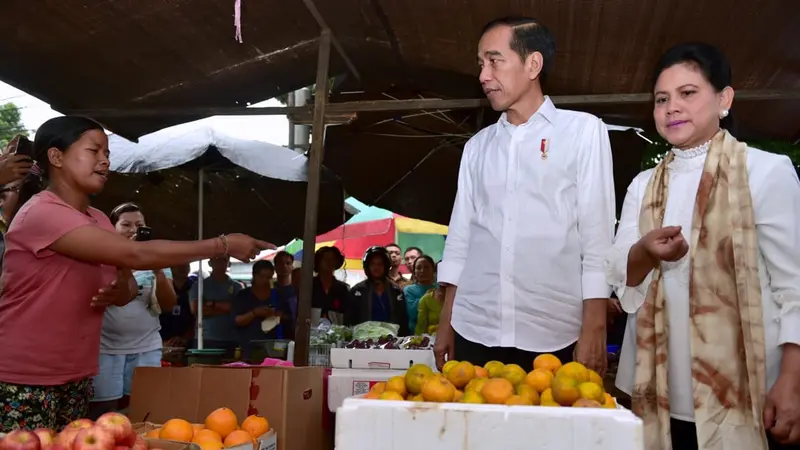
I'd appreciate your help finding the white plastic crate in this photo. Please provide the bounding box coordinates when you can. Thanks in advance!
[335,397,643,450]
[330,348,435,370]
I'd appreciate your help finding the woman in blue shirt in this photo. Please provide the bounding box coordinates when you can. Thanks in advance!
[403,255,436,334]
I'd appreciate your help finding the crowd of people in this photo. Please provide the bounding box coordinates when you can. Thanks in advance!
[0,11,797,450]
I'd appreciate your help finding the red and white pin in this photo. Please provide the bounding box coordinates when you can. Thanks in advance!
[540,138,549,160]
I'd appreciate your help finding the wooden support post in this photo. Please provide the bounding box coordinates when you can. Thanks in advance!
[295,28,331,367]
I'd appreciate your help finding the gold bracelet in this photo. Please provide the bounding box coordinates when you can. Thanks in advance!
[218,234,229,257]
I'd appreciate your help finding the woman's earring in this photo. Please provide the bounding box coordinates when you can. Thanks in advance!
[720,109,729,119]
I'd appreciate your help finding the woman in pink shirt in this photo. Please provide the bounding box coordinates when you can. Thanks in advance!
[0,116,271,432]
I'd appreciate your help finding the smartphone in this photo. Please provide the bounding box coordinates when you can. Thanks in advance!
[135,226,153,242]
[14,136,33,158]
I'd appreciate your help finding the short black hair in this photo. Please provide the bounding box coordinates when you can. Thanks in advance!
[653,42,735,132]
[275,250,294,263]
[404,247,423,256]
[252,260,275,275]
[481,16,556,81]
[386,243,401,251]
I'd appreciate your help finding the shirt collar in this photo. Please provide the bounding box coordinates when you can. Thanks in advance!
[499,96,558,128]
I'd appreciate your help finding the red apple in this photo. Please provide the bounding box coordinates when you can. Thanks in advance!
[31,430,54,450]
[55,428,80,449]
[47,445,67,450]
[3,430,41,450]
[94,413,134,447]
[72,428,114,450]
[63,420,93,432]
[114,447,130,450]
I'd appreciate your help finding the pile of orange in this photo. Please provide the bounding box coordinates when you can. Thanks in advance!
[143,408,270,450]
[365,355,617,409]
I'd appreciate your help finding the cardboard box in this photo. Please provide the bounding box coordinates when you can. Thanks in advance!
[134,422,276,450]
[327,369,406,412]
[144,439,201,450]
[129,366,323,450]
[329,348,435,370]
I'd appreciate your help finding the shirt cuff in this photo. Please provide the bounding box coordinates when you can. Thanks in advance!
[776,292,800,346]
[605,245,650,313]
[582,270,612,300]
[438,260,464,286]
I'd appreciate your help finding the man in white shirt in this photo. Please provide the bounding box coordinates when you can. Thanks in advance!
[435,17,616,374]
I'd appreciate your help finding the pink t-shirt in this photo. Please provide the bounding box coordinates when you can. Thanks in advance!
[0,191,116,385]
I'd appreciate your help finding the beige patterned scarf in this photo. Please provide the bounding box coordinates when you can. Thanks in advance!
[633,129,768,449]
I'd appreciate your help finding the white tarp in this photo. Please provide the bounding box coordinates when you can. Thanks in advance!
[108,121,308,181]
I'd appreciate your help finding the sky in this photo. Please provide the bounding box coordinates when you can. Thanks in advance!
[0,81,290,145]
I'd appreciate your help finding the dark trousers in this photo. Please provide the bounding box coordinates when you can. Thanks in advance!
[671,419,800,450]
[453,331,576,369]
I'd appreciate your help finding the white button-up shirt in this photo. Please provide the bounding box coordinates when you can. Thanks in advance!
[439,97,616,352]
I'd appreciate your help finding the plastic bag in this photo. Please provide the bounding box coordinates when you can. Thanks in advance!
[352,321,400,341]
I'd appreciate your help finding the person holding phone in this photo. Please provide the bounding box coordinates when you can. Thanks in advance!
[89,203,178,418]
[0,135,34,277]
[0,116,272,431]
[232,261,283,361]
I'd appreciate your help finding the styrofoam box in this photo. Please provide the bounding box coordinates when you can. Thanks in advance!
[335,397,644,450]
[330,348,435,370]
[328,368,407,412]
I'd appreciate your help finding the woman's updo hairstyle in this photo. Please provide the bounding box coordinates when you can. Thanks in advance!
[12,116,104,222]
[652,42,736,134]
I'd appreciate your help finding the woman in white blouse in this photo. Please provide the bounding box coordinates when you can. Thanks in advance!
[607,42,800,450]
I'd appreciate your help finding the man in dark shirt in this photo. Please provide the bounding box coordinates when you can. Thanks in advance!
[160,263,196,347]
[232,261,283,361]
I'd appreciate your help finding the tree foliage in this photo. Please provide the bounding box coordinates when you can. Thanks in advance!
[0,103,27,149]
[641,136,800,171]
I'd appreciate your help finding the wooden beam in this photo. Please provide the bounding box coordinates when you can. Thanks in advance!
[288,111,356,126]
[63,89,800,118]
[295,28,332,367]
[302,0,361,83]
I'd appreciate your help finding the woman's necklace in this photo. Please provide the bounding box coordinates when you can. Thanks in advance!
[671,137,713,159]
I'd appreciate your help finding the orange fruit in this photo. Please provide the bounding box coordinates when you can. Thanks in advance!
[500,364,526,386]
[515,384,540,405]
[421,375,457,402]
[556,362,590,383]
[379,391,405,401]
[578,382,605,403]
[602,393,617,409]
[241,415,269,439]
[223,430,254,448]
[386,376,408,397]
[370,382,387,394]
[533,354,563,374]
[205,407,239,440]
[146,429,161,439]
[481,378,514,404]
[484,361,505,378]
[505,395,532,406]
[540,388,560,407]
[193,429,222,444]
[197,440,224,450]
[192,424,205,434]
[364,391,381,399]
[588,369,604,386]
[160,418,195,442]
[405,364,433,395]
[460,391,485,404]
[525,368,555,393]
[473,366,489,378]
[453,389,465,402]
[446,361,476,389]
[465,377,488,394]
[442,360,459,376]
[551,377,581,406]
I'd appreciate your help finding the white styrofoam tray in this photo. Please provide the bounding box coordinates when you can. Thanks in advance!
[335,397,643,450]
[327,368,407,412]
[330,348,435,370]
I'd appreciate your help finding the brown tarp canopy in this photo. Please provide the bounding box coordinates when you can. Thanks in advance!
[1,0,798,223]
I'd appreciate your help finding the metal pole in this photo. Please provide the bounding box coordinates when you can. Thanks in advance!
[296,29,331,367]
[287,91,296,150]
[197,168,205,349]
